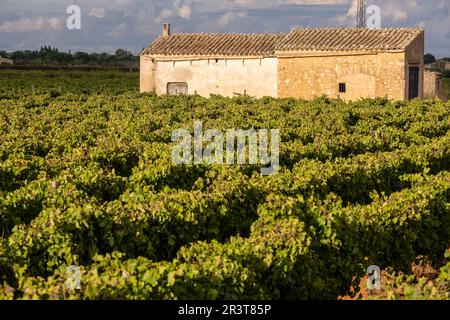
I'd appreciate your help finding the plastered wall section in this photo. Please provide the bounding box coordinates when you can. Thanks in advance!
[277,50,407,101]
[141,56,278,98]
[140,56,156,93]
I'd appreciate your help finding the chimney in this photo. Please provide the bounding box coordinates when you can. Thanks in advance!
[163,23,171,37]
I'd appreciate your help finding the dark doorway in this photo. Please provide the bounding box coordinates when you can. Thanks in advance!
[167,82,188,95]
[408,67,419,100]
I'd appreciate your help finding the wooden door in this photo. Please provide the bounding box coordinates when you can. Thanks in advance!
[167,82,188,95]
[408,67,419,100]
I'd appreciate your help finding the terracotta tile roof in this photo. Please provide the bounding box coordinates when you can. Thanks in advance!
[141,33,287,57]
[275,28,423,52]
[141,28,423,57]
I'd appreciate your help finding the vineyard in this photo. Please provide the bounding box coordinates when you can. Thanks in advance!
[0,70,449,300]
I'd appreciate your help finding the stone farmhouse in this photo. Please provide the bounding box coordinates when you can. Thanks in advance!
[141,24,424,101]
[0,57,13,66]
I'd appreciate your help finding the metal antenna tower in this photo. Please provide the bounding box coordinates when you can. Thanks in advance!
[356,0,367,28]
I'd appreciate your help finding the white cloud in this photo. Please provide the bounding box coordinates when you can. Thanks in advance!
[217,11,248,27]
[174,0,200,19]
[228,0,348,8]
[178,5,192,19]
[156,9,174,23]
[0,17,63,32]
[107,22,128,37]
[217,12,236,27]
[89,7,106,19]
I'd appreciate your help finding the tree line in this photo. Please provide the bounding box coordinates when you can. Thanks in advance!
[0,46,138,66]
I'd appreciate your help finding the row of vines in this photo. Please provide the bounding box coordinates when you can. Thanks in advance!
[0,70,449,299]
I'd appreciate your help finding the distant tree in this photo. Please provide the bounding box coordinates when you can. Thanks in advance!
[115,48,130,58]
[73,51,90,64]
[114,49,134,65]
[424,53,436,65]
[0,50,8,58]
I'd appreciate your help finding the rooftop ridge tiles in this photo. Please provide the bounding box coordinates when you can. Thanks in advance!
[142,27,423,56]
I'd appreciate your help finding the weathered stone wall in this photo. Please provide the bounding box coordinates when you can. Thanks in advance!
[277,50,407,101]
[142,57,278,98]
[424,71,441,98]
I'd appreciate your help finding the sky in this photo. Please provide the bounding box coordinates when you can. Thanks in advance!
[0,0,449,57]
